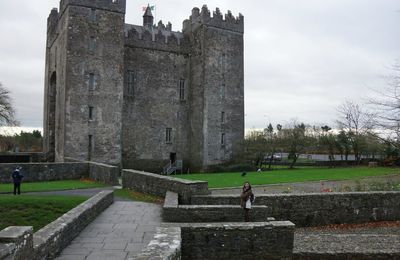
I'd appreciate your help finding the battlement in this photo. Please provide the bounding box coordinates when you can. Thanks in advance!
[47,8,59,32]
[124,24,188,54]
[183,5,243,34]
[59,0,126,15]
[46,8,59,47]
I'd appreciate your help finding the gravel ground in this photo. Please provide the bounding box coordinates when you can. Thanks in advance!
[294,222,400,254]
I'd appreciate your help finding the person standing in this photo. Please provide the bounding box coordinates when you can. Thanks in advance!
[12,166,23,195]
[240,182,255,222]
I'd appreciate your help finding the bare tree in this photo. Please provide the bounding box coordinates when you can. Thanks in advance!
[336,100,373,164]
[369,63,400,148]
[0,83,17,126]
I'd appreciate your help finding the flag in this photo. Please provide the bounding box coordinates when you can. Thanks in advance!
[142,5,156,12]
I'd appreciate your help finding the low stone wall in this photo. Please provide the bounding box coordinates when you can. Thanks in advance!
[33,190,114,259]
[191,191,400,227]
[133,227,181,260]
[122,169,209,203]
[0,161,119,186]
[0,226,33,260]
[134,222,295,260]
[0,162,88,184]
[89,162,119,185]
[163,191,270,222]
[180,222,295,260]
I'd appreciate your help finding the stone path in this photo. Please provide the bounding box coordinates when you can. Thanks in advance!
[211,174,400,195]
[56,201,162,260]
[27,187,116,197]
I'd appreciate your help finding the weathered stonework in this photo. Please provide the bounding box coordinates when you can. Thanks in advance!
[0,162,87,184]
[0,162,118,186]
[43,1,244,172]
[122,169,209,204]
[163,191,271,222]
[134,222,295,260]
[133,227,181,260]
[33,190,113,259]
[0,226,33,260]
[191,192,400,227]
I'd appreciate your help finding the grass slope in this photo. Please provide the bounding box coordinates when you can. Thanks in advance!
[177,167,400,188]
[0,179,108,193]
[0,195,86,231]
[114,188,164,204]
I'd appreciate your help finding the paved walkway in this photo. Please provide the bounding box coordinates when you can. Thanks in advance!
[56,201,162,260]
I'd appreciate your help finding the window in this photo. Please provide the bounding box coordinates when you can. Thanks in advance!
[88,106,94,120]
[89,36,96,52]
[127,71,134,96]
[90,8,96,22]
[221,133,225,145]
[166,128,172,143]
[220,84,225,99]
[88,135,93,160]
[89,73,95,90]
[221,111,225,123]
[179,79,185,101]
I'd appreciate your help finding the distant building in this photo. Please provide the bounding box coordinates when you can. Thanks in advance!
[43,0,244,172]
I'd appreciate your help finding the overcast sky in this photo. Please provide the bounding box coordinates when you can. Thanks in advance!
[0,0,399,132]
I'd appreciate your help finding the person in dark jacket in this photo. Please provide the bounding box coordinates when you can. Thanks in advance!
[12,166,23,195]
[240,182,255,222]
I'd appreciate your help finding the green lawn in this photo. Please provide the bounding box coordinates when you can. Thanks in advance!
[177,167,400,188]
[114,188,164,204]
[0,179,108,193]
[0,195,86,231]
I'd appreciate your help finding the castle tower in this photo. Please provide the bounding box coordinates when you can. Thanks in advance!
[143,5,154,28]
[43,0,126,165]
[183,6,245,170]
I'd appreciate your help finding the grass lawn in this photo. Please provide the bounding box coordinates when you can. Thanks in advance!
[114,188,164,204]
[0,195,86,232]
[0,179,108,193]
[177,167,400,189]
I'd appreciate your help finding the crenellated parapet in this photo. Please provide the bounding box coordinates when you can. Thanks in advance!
[59,0,126,15]
[46,8,59,47]
[124,24,188,54]
[183,5,244,34]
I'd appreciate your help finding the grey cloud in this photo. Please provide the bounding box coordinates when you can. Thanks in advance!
[0,0,399,130]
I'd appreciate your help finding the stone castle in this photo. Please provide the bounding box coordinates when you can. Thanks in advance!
[43,0,244,172]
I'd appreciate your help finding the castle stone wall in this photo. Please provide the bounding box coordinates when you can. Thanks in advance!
[122,42,190,171]
[44,2,244,172]
[62,3,125,165]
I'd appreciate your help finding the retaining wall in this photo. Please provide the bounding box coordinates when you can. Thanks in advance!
[0,191,113,260]
[0,162,88,183]
[133,227,181,260]
[89,162,119,185]
[191,191,400,227]
[122,169,209,203]
[33,190,113,259]
[134,222,295,260]
[0,226,33,260]
[163,191,271,222]
[0,162,119,186]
